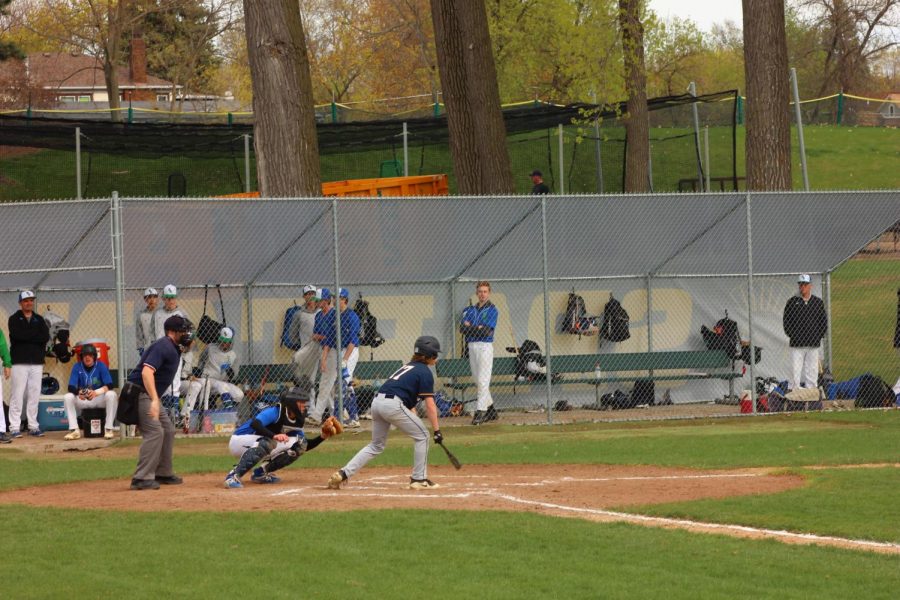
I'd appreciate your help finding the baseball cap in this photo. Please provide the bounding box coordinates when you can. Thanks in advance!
[320,288,332,301]
[302,284,317,296]
[143,287,159,298]
[797,274,811,284]
[163,284,178,298]
[18,290,35,302]
[414,335,442,358]
[338,287,349,299]
[219,326,234,342]
[530,170,542,177]
[164,315,192,332]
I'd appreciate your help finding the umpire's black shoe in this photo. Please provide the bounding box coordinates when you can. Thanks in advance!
[130,479,160,490]
[471,411,486,426]
[155,474,183,485]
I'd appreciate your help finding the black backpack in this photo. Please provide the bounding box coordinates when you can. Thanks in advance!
[354,295,385,348]
[893,288,899,349]
[600,296,630,342]
[855,374,893,408]
[701,313,740,359]
[563,292,589,335]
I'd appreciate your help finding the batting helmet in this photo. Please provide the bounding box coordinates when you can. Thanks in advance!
[413,335,441,358]
[80,343,98,360]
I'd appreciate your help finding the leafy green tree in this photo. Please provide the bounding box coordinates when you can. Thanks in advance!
[0,0,25,60]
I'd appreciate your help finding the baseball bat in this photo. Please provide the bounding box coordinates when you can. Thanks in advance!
[437,440,462,470]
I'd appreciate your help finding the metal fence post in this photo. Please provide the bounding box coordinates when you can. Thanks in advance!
[111,192,127,393]
[704,126,711,192]
[592,91,603,194]
[745,192,756,411]
[541,194,553,424]
[791,68,810,191]
[402,122,409,177]
[243,134,251,193]
[836,90,844,126]
[824,271,833,369]
[689,82,704,192]
[245,284,254,365]
[75,127,82,200]
[557,124,564,194]
[646,275,653,353]
[332,197,344,421]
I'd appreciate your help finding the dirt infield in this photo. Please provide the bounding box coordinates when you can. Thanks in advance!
[2,463,897,553]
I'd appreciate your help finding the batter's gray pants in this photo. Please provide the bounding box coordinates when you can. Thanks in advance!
[341,393,429,481]
[133,391,176,481]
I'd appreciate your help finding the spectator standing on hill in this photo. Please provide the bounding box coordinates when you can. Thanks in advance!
[530,170,550,195]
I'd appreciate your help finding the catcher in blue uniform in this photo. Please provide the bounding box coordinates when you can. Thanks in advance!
[224,386,343,488]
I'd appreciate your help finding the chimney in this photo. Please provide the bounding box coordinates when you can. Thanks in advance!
[130,33,147,84]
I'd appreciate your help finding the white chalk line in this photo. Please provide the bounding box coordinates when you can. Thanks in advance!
[488,491,900,553]
[268,473,900,553]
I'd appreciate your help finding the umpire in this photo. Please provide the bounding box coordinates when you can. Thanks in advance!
[127,315,194,490]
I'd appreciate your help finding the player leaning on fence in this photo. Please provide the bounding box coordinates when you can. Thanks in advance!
[461,281,499,425]
[783,274,828,391]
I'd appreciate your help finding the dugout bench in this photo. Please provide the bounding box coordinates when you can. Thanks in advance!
[235,360,404,392]
[436,350,740,406]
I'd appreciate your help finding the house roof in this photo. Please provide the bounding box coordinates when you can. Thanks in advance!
[25,53,176,91]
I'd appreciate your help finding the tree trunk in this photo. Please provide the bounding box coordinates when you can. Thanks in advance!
[430,0,514,195]
[243,0,321,197]
[618,0,650,192]
[103,57,122,123]
[742,0,792,190]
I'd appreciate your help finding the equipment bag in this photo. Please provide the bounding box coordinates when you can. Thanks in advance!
[197,284,226,345]
[354,294,385,348]
[44,308,72,363]
[600,296,630,342]
[700,313,740,359]
[855,374,894,408]
[116,382,142,425]
[563,291,590,335]
[280,303,303,350]
[632,379,655,406]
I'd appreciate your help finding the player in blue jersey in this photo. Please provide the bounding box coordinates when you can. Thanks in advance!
[327,336,444,490]
[460,280,499,425]
[224,386,342,488]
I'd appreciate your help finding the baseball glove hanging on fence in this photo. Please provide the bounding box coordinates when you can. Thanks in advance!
[321,416,344,439]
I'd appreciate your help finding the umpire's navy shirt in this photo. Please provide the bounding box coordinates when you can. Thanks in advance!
[127,336,180,393]
[378,361,435,410]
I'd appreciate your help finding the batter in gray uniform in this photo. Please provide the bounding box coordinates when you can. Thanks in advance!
[327,336,444,490]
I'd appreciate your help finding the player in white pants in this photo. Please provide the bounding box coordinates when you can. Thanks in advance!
[317,288,361,427]
[328,336,444,490]
[783,274,828,391]
[7,290,50,437]
[183,326,244,421]
[63,343,118,440]
[460,281,499,425]
[291,287,322,421]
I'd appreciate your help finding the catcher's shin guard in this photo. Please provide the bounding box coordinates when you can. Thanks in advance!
[266,439,307,473]
[235,438,274,477]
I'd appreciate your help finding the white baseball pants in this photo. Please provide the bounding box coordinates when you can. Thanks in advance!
[9,364,42,433]
[183,379,244,416]
[64,390,118,431]
[468,341,494,411]
[790,347,820,390]
[228,433,295,459]
[293,342,321,416]
[317,346,358,420]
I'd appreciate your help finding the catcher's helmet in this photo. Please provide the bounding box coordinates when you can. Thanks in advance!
[413,335,441,358]
[280,386,310,407]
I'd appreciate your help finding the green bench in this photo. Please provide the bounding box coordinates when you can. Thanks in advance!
[236,360,404,389]
[436,350,740,405]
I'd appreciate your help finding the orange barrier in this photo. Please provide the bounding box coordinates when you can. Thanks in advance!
[218,174,449,198]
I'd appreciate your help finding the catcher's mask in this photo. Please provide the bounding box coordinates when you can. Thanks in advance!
[280,386,309,426]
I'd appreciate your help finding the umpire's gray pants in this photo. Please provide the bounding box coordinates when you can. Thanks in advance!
[133,391,176,481]
[341,394,429,481]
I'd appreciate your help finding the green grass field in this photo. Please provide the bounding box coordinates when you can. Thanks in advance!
[2,412,899,598]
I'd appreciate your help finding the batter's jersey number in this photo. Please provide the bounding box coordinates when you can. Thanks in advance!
[389,365,414,380]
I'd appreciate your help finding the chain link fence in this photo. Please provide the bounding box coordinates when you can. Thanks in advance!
[1,192,898,437]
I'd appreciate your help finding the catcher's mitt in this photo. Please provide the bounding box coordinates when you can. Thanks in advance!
[320,416,344,439]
